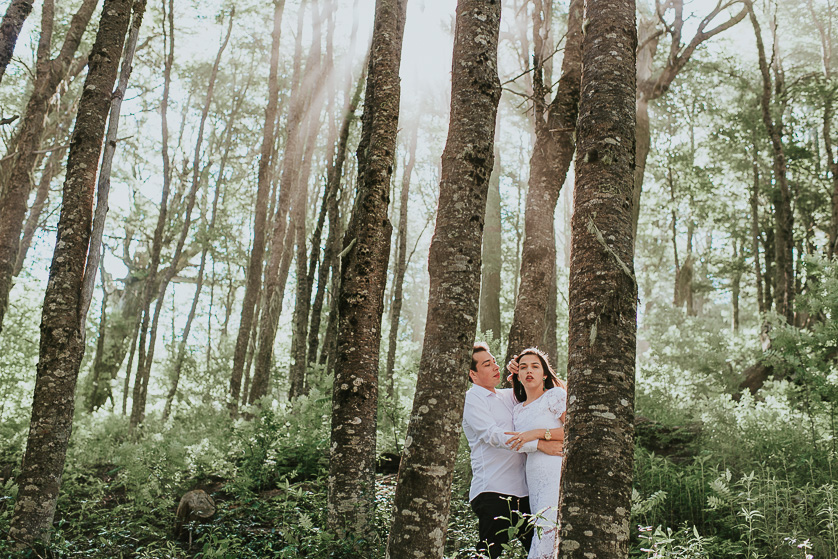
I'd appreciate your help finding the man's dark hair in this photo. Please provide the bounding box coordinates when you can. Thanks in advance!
[469,342,491,383]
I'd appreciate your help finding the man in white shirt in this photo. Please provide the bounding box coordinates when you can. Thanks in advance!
[462,342,564,558]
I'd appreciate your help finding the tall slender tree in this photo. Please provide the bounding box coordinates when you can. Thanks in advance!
[385,0,502,556]
[383,122,417,397]
[558,0,637,555]
[228,0,285,415]
[505,0,582,364]
[0,0,99,335]
[479,144,502,340]
[326,0,406,543]
[8,0,137,545]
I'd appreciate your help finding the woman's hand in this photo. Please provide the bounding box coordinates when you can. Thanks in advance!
[505,358,518,382]
[504,429,544,451]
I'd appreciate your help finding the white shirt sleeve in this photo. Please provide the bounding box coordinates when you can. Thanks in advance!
[463,391,539,453]
[463,391,513,450]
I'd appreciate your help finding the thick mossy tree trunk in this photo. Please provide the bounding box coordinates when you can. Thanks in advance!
[0,0,33,85]
[385,0,501,556]
[505,0,581,364]
[326,0,405,543]
[0,0,98,335]
[8,0,135,546]
[228,0,285,415]
[557,0,637,556]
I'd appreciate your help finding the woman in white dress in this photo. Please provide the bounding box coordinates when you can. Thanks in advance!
[504,348,567,559]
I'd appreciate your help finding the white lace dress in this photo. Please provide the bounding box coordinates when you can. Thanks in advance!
[513,387,567,559]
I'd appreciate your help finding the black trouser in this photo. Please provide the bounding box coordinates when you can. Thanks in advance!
[470,492,533,558]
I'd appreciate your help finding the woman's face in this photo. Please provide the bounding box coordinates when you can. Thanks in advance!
[517,354,545,393]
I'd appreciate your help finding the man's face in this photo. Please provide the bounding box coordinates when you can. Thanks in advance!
[469,350,500,391]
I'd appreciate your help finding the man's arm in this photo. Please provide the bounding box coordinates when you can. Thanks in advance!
[463,393,538,452]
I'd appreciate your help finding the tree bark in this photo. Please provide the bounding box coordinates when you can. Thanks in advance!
[557,0,637,556]
[383,123,417,398]
[228,0,285,416]
[0,0,99,335]
[327,0,405,544]
[8,0,134,545]
[385,0,501,556]
[749,142,766,314]
[505,0,582,364]
[13,135,68,277]
[478,145,502,340]
[289,19,327,397]
[748,1,794,324]
[0,0,33,85]
[79,0,148,332]
[250,1,328,405]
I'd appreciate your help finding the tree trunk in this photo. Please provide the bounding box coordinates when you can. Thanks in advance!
[289,31,327,398]
[0,0,99,335]
[247,223,296,404]
[749,3,794,324]
[0,0,33,85]
[228,0,285,416]
[505,0,582,364]
[385,0,501,556]
[162,8,233,420]
[749,140,766,315]
[250,2,329,404]
[479,145,502,340]
[558,0,637,556]
[383,123,417,398]
[306,68,364,366]
[13,136,67,276]
[327,0,405,543]
[130,0,176,430]
[8,0,134,545]
[542,235,559,358]
[79,0,148,331]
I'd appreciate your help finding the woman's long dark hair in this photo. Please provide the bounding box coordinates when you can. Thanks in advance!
[511,347,565,403]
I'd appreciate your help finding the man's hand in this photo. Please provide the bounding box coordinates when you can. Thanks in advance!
[538,439,564,457]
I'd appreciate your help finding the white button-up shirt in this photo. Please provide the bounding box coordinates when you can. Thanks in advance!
[462,385,537,502]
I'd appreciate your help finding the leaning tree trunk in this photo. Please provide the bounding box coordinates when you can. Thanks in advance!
[0,0,33,85]
[0,0,98,335]
[79,0,148,332]
[558,0,637,556]
[505,0,582,365]
[326,0,405,544]
[228,0,285,416]
[385,0,501,556]
[478,145,502,340]
[8,0,134,546]
[383,122,417,398]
